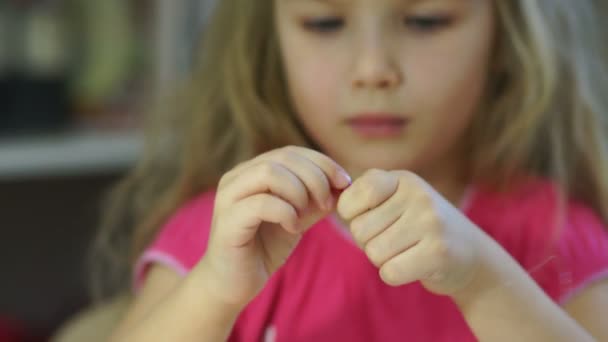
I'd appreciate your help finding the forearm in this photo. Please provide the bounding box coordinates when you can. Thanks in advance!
[111,270,242,342]
[453,236,594,342]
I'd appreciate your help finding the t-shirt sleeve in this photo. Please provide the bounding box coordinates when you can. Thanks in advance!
[132,191,217,292]
[525,201,608,304]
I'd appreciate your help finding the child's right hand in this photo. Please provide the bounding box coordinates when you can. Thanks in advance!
[196,146,351,308]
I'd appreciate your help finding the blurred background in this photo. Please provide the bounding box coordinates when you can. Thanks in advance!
[0,0,214,340]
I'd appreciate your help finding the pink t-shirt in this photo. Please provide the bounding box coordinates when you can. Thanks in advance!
[134,180,608,341]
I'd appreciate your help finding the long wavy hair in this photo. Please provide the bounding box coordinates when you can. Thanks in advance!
[89,0,608,299]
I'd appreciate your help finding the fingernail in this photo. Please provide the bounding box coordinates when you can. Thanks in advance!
[337,169,352,188]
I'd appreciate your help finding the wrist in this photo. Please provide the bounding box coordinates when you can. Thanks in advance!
[450,233,521,310]
[187,259,247,318]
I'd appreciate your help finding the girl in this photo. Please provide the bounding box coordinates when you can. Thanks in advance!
[95,0,608,340]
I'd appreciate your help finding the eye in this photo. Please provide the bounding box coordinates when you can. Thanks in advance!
[302,17,344,33]
[404,15,452,33]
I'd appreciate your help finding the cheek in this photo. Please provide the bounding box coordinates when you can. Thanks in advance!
[416,53,488,123]
[277,18,347,118]
[402,19,494,163]
[409,29,493,129]
[284,54,341,114]
[281,42,344,137]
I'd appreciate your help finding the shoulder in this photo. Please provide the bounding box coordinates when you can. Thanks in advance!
[464,178,557,228]
[466,178,608,302]
[466,178,606,241]
[153,190,218,247]
[133,190,217,290]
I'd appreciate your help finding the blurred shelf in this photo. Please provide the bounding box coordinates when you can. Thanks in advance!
[0,129,143,181]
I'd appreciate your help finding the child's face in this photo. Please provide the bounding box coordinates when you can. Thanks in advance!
[276,0,495,179]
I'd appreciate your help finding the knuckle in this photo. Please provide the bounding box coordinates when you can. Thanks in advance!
[214,188,233,210]
[412,190,434,208]
[218,168,237,188]
[393,170,416,186]
[364,168,384,179]
[364,242,382,266]
[259,161,279,178]
[233,160,248,169]
[430,239,451,261]
[360,181,379,201]
[404,170,424,183]
[420,211,444,234]
[280,145,300,157]
[379,264,401,286]
[350,217,365,241]
[217,174,229,189]
[427,269,447,283]
[277,148,297,163]
[394,169,414,179]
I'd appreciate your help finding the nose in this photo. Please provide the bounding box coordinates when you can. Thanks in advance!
[351,36,403,90]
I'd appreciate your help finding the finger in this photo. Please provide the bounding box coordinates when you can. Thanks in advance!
[364,214,421,268]
[220,161,309,212]
[220,146,351,192]
[272,151,333,211]
[224,158,330,211]
[223,193,300,247]
[218,159,257,189]
[218,148,284,189]
[349,193,406,249]
[378,240,436,287]
[337,169,398,221]
[280,146,351,189]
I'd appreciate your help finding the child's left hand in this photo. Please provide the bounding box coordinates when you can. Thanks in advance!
[337,169,486,296]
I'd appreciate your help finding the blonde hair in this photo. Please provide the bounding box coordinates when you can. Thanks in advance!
[470,1,608,209]
[90,0,608,299]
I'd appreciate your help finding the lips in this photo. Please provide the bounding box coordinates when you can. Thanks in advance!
[347,114,408,138]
